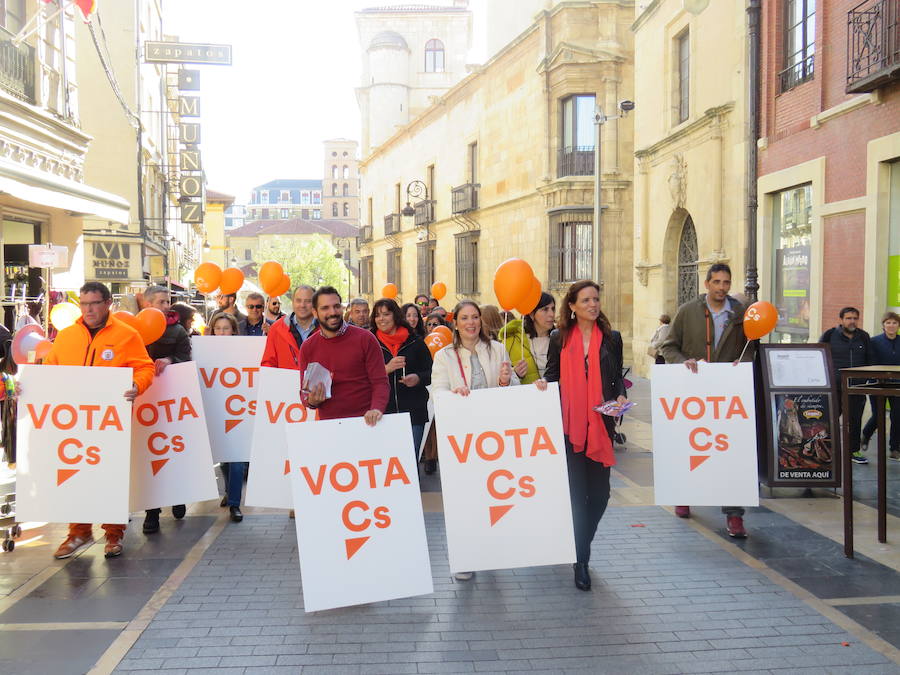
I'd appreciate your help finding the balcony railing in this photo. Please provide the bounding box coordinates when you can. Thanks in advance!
[779,53,815,91]
[359,225,373,243]
[384,213,401,235]
[414,200,435,227]
[0,31,35,103]
[451,183,479,214]
[847,0,900,93]
[557,146,595,178]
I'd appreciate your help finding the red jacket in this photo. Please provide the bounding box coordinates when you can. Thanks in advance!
[261,315,317,370]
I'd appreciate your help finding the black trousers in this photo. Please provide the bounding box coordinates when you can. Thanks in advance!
[862,395,899,452]
[565,437,611,565]
[836,387,866,454]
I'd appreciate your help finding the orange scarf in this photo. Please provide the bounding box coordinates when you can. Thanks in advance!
[377,326,409,356]
[560,323,614,466]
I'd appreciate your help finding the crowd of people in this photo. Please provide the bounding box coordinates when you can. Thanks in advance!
[4,265,897,594]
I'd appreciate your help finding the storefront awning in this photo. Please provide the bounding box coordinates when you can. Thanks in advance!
[0,158,130,224]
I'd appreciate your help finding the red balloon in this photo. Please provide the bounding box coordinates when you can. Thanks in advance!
[219,267,245,295]
[743,301,778,340]
[493,258,534,311]
[136,308,167,345]
[515,277,543,315]
[194,262,222,294]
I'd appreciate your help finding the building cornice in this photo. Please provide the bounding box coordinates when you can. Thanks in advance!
[634,102,734,159]
[631,0,662,33]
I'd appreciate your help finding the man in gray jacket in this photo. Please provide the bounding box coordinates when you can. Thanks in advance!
[659,263,751,538]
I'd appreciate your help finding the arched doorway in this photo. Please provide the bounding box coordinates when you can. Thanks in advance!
[677,215,699,307]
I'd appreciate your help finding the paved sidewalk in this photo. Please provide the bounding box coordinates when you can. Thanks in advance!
[114,508,899,675]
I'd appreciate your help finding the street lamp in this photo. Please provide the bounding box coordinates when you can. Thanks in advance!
[592,100,635,284]
[401,180,429,218]
[333,237,353,299]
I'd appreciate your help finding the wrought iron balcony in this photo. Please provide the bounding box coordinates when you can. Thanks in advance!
[0,31,35,103]
[451,183,479,214]
[359,225,373,243]
[414,199,435,227]
[779,53,815,92]
[847,0,900,93]
[557,146,595,178]
[384,213,401,235]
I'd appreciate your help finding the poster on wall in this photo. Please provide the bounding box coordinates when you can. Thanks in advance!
[772,393,834,482]
[774,245,811,338]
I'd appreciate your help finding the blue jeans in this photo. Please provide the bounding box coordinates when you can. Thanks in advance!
[412,424,425,463]
[227,462,248,507]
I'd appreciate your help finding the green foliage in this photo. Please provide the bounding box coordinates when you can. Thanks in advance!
[257,236,351,293]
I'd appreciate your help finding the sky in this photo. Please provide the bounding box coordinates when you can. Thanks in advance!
[165,0,488,204]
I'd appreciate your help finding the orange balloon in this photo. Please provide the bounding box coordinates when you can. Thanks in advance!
[219,267,245,295]
[194,262,222,295]
[114,310,139,330]
[431,281,447,301]
[493,258,534,311]
[433,325,452,343]
[382,283,398,300]
[743,301,779,340]
[270,273,291,298]
[136,307,167,345]
[515,277,543,315]
[426,332,447,356]
[259,261,284,294]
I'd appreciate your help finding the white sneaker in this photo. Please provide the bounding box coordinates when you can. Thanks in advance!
[454,571,474,581]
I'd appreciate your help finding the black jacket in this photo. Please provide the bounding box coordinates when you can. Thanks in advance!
[544,327,626,439]
[375,331,432,425]
[819,326,870,387]
[148,322,192,363]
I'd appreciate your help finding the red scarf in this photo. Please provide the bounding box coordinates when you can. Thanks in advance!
[560,323,614,466]
[377,326,409,356]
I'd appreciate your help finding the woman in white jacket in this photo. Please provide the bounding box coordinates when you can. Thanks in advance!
[431,300,519,580]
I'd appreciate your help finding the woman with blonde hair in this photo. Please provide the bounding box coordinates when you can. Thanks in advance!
[479,304,508,340]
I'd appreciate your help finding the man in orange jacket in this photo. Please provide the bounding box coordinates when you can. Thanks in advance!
[43,281,155,560]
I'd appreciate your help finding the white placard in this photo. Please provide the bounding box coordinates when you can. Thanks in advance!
[191,336,265,462]
[129,362,219,511]
[767,348,828,388]
[651,363,760,506]
[287,413,433,612]
[245,367,313,509]
[432,385,576,574]
[16,365,133,524]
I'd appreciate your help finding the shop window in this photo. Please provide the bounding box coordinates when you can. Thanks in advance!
[771,184,812,343]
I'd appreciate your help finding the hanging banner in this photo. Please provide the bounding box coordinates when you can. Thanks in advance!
[245,367,314,509]
[432,385,576,574]
[129,362,218,511]
[192,336,265,462]
[651,363,760,506]
[287,414,433,612]
[16,365,133,524]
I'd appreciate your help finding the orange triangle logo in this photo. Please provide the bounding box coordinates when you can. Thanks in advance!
[489,504,514,526]
[345,536,369,560]
[225,419,242,433]
[151,458,170,476]
[57,468,79,485]
[283,459,291,475]
[689,455,711,471]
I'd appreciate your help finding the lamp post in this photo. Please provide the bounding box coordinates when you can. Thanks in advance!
[401,180,429,219]
[333,237,353,299]
[592,100,634,284]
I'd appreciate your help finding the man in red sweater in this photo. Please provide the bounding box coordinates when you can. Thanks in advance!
[299,286,389,425]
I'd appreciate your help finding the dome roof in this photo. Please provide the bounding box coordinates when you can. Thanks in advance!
[369,31,409,50]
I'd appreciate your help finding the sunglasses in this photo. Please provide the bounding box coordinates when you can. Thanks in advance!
[270,301,280,305]
[247,304,263,309]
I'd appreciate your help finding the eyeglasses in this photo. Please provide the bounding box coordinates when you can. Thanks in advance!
[80,300,106,308]
[417,301,428,306]
[247,304,263,309]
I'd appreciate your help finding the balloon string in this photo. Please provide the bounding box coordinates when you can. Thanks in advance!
[738,339,752,363]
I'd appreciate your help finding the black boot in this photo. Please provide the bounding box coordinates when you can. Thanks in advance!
[424,459,437,475]
[229,506,243,523]
[172,504,186,519]
[142,509,160,534]
[573,562,591,591]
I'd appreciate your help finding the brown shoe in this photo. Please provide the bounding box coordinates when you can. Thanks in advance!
[104,535,123,558]
[289,509,295,519]
[54,535,94,559]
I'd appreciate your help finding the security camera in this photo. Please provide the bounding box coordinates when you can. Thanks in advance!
[618,100,635,113]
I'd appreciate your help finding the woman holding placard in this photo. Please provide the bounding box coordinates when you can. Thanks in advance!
[431,300,520,581]
[209,312,246,523]
[537,280,627,591]
[370,299,433,462]
[498,292,556,384]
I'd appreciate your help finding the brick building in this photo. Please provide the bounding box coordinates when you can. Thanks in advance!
[757,0,900,340]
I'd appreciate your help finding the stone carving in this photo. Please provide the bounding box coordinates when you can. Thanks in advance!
[667,153,686,209]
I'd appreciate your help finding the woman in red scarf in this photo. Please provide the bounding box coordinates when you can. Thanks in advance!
[370,299,433,463]
[538,280,627,591]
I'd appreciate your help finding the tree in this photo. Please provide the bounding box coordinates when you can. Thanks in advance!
[257,235,351,295]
